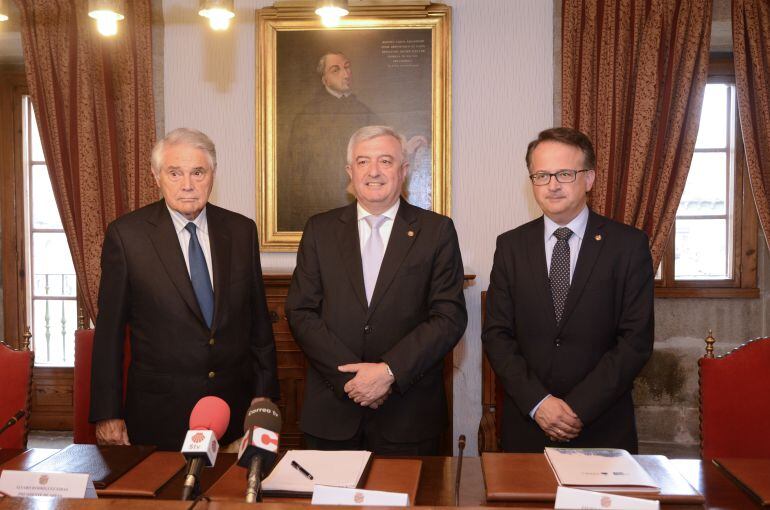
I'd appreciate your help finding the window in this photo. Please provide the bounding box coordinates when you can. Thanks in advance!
[22,96,79,365]
[656,60,758,298]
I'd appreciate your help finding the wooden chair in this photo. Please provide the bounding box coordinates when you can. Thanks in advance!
[0,330,34,448]
[699,330,770,460]
[73,328,131,443]
[478,290,504,453]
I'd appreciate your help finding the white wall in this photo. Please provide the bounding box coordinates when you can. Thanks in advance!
[164,0,553,454]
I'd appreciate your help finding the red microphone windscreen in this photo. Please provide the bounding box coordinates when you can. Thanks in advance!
[189,396,230,439]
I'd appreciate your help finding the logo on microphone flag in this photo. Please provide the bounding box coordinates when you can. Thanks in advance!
[250,426,279,452]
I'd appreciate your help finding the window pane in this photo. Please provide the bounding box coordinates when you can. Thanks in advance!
[678,153,727,216]
[675,219,729,279]
[32,298,77,366]
[695,84,728,149]
[32,165,63,229]
[32,233,76,296]
[29,100,46,162]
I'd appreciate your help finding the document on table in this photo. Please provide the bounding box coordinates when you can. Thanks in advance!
[545,448,660,493]
[262,450,372,496]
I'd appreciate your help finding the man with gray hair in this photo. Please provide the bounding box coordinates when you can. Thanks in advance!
[286,125,466,454]
[90,128,279,450]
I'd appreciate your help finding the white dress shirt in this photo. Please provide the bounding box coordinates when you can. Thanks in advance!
[357,200,400,255]
[167,205,214,289]
[531,205,590,418]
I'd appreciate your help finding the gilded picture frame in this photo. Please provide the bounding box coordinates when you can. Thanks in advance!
[256,3,452,251]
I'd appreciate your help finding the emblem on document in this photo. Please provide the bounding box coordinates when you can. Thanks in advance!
[601,495,612,508]
[39,475,49,485]
[354,492,365,503]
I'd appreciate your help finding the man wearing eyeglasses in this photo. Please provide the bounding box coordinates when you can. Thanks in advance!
[482,127,653,453]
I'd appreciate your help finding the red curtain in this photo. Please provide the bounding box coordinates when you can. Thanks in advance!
[14,0,158,319]
[562,0,712,267]
[733,0,770,250]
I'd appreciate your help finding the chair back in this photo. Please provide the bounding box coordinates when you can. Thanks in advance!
[699,335,770,460]
[73,328,130,443]
[0,341,33,448]
[479,290,505,453]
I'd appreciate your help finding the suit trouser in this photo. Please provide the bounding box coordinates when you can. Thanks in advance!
[303,408,441,455]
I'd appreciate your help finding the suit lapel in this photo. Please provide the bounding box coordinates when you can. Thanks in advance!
[336,203,368,310]
[367,199,419,318]
[526,217,558,335]
[558,210,606,333]
[147,200,207,327]
[207,205,231,332]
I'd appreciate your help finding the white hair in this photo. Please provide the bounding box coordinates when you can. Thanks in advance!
[346,125,407,165]
[151,128,217,176]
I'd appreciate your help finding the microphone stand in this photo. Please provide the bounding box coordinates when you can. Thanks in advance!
[0,410,25,436]
[454,434,466,506]
[182,457,203,501]
[245,455,262,503]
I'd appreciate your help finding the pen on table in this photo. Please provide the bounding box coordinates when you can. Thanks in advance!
[291,460,314,480]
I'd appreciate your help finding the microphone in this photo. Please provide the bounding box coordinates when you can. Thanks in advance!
[0,410,26,436]
[454,434,466,506]
[236,400,282,503]
[180,396,230,501]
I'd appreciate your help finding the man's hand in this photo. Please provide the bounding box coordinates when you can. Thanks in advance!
[534,396,582,442]
[367,388,393,409]
[95,419,130,445]
[338,362,394,407]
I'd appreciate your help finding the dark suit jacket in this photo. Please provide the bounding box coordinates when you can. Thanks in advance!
[285,199,467,442]
[482,210,653,453]
[89,200,280,450]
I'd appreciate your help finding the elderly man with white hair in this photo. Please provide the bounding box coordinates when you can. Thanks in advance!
[90,128,279,450]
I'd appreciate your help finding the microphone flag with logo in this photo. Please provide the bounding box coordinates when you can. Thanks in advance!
[237,400,282,503]
[180,396,230,500]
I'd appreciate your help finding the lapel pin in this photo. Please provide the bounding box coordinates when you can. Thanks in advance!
[407,230,415,237]
[594,234,602,241]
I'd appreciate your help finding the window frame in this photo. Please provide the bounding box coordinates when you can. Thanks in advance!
[655,57,759,298]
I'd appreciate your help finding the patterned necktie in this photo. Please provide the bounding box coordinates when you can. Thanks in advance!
[185,222,214,328]
[549,227,573,324]
[362,215,387,304]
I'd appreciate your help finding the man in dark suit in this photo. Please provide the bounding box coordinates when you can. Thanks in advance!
[482,127,653,453]
[286,125,467,455]
[89,128,280,451]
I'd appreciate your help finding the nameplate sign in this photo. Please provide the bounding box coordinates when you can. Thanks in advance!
[0,470,91,498]
[555,487,659,510]
[311,485,409,506]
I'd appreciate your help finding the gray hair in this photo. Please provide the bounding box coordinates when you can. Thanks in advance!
[316,51,347,77]
[346,125,408,165]
[151,128,217,176]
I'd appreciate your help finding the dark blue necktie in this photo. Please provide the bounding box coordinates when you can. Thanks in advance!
[185,222,214,328]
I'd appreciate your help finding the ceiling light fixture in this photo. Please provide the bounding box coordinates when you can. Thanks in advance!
[88,0,125,36]
[0,0,10,22]
[315,0,349,27]
[199,0,235,31]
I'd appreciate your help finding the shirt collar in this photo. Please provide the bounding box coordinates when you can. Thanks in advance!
[325,86,352,99]
[543,206,589,242]
[357,199,400,222]
[167,204,208,236]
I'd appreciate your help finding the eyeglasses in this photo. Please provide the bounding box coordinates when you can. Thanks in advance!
[529,169,591,186]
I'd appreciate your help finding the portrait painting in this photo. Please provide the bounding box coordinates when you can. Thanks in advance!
[256,5,451,251]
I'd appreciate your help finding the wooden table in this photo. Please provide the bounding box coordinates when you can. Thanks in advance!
[0,450,763,508]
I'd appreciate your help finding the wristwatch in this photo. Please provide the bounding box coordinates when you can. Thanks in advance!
[384,363,395,380]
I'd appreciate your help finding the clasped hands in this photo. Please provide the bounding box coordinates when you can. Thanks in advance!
[534,395,583,442]
[338,362,394,409]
